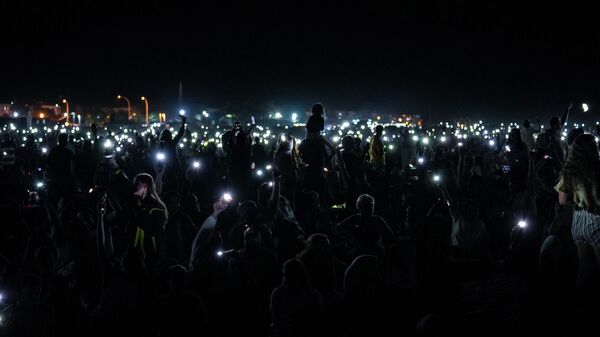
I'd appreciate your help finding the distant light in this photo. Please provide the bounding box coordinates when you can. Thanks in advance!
[582,103,589,112]
[291,113,298,121]
[256,169,263,176]
[116,146,122,152]
[280,134,287,142]
[62,99,67,103]
[505,145,511,152]
[418,157,424,164]
[13,112,18,118]
[268,181,274,187]
[36,182,44,188]
[222,193,233,202]
[332,136,340,143]
[422,137,429,145]
[388,144,394,150]
[488,139,495,146]
[412,135,419,142]
[433,175,441,182]
[193,161,200,168]
[440,136,447,143]
[179,109,186,116]
[266,164,272,170]
[39,113,45,119]
[103,140,113,148]
[156,152,166,161]
[217,250,224,257]
[41,147,47,154]
[274,112,283,119]
[458,142,463,147]
[518,220,527,228]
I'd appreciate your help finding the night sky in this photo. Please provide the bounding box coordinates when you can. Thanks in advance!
[2,1,599,120]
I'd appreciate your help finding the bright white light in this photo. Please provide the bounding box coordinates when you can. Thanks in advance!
[266,164,272,170]
[274,112,283,119]
[488,140,495,146]
[156,152,166,161]
[342,121,350,128]
[388,144,394,150]
[13,112,19,118]
[280,134,287,142]
[422,137,429,145]
[582,103,589,112]
[505,145,511,152]
[103,140,113,148]
[412,135,419,142]
[458,142,463,147]
[217,250,224,257]
[518,220,527,228]
[440,136,447,143]
[433,175,441,182]
[41,147,47,154]
[179,109,186,116]
[256,169,263,176]
[193,161,200,168]
[418,157,424,164]
[36,182,44,188]
[268,181,274,187]
[291,113,298,121]
[222,193,233,202]
[332,136,340,143]
[116,146,122,152]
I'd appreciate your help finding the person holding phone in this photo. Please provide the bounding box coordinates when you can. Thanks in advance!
[157,115,187,192]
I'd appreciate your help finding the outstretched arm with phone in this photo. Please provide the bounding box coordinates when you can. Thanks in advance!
[189,197,228,271]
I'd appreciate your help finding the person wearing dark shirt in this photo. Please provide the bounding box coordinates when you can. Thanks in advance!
[336,194,394,261]
[306,103,325,137]
[157,116,186,192]
[131,173,168,271]
[270,259,322,337]
[159,265,208,337]
[46,133,75,201]
[299,136,329,200]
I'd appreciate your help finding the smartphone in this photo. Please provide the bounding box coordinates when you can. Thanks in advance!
[251,115,256,124]
[502,165,511,174]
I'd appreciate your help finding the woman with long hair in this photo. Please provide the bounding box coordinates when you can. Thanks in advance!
[556,134,600,289]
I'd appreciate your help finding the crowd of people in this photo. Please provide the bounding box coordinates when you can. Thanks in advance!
[0,102,599,336]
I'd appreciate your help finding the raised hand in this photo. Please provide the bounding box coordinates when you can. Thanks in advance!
[212,197,229,217]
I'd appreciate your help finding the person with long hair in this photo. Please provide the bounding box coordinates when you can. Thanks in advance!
[131,173,168,270]
[556,134,600,289]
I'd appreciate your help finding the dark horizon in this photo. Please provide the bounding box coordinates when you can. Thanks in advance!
[2,2,599,120]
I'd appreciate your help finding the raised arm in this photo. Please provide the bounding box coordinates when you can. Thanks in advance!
[560,103,572,131]
[189,197,228,271]
[97,193,114,271]
[173,116,187,145]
